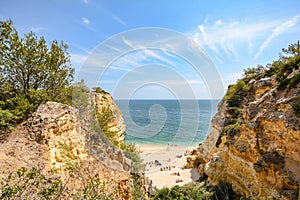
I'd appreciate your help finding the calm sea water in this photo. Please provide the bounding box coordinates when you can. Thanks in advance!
[115,100,219,146]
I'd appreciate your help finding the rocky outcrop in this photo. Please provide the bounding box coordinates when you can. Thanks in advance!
[0,101,144,199]
[91,92,126,143]
[192,72,300,199]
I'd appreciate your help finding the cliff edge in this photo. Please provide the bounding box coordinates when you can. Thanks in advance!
[190,48,300,199]
[0,93,145,199]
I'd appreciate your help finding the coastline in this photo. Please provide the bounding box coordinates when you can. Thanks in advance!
[136,144,200,189]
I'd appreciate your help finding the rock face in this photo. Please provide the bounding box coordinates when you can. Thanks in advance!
[193,73,300,199]
[91,92,126,143]
[0,100,143,199]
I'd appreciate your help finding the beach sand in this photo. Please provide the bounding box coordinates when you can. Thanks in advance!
[137,144,200,189]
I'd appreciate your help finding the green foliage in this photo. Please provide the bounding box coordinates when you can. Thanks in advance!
[81,177,112,200]
[280,40,300,60]
[292,99,300,116]
[94,98,145,172]
[151,182,240,200]
[222,80,248,147]
[223,119,241,137]
[58,141,80,171]
[71,80,90,113]
[225,80,250,107]
[120,142,137,152]
[243,65,266,83]
[97,107,113,131]
[93,87,109,94]
[131,174,147,200]
[0,19,73,97]
[0,166,119,199]
[0,167,63,199]
[0,19,74,137]
[0,109,15,135]
[264,41,300,90]
[151,183,215,200]
[289,73,300,88]
[95,106,117,146]
[207,182,240,200]
[151,186,184,200]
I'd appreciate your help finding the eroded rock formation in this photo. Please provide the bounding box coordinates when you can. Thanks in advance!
[91,92,126,143]
[0,97,144,199]
[191,72,300,199]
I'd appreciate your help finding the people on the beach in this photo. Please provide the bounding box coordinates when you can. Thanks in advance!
[146,160,162,167]
[160,165,176,171]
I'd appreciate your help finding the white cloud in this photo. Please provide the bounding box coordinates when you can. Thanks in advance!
[122,36,135,48]
[193,18,279,60]
[126,79,203,86]
[215,19,223,25]
[82,17,90,25]
[193,15,300,61]
[120,37,175,66]
[142,49,176,66]
[82,0,88,4]
[70,54,87,67]
[70,53,131,72]
[254,14,300,59]
[222,72,243,86]
[112,15,127,26]
[30,26,47,32]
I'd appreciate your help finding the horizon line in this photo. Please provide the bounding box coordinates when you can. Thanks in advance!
[114,98,222,100]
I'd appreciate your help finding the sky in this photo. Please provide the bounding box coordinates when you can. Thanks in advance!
[1,0,300,99]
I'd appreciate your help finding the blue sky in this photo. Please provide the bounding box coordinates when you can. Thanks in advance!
[1,0,300,99]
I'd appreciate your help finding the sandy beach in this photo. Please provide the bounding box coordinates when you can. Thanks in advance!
[137,144,200,189]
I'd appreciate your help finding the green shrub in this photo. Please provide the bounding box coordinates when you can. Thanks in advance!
[243,65,265,83]
[289,73,300,88]
[151,181,239,200]
[277,78,290,91]
[93,87,109,94]
[292,99,300,116]
[0,19,74,138]
[82,177,110,200]
[0,167,63,199]
[225,80,250,107]
[0,109,15,135]
[131,174,147,200]
[223,122,241,137]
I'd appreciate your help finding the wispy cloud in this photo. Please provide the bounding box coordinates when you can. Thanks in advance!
[193,15,300,61]
[70,53,132,73]
[142,49,176,66]
[194,19,276,59]
[122,36,135,48]
[127,79,203,86]
[111,15,127,26]
[223,72,243,83]
[254,14,300,59]
[82,0,89,4]
[30,26,47,33]
[82,17,90,25]
[70,54,87,67]
[121,37,176,66]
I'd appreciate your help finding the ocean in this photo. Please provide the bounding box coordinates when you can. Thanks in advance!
[115,99,220,146]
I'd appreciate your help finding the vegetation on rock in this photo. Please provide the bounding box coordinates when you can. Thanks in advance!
[0,19,147,199]
[151,181,240,200]
[0,19,74,137]
[218,41,300,147]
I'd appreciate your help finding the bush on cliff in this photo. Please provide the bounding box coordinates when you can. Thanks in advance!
[0,19,74,136]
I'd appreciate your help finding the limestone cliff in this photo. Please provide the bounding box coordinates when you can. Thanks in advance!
[91,92,126,144]
[191,70,300,199]
[0,98,145,199]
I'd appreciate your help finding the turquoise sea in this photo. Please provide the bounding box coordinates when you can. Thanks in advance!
[115,100,219,146]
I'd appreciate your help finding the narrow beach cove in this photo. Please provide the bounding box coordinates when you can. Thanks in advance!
[137,144,200,189]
